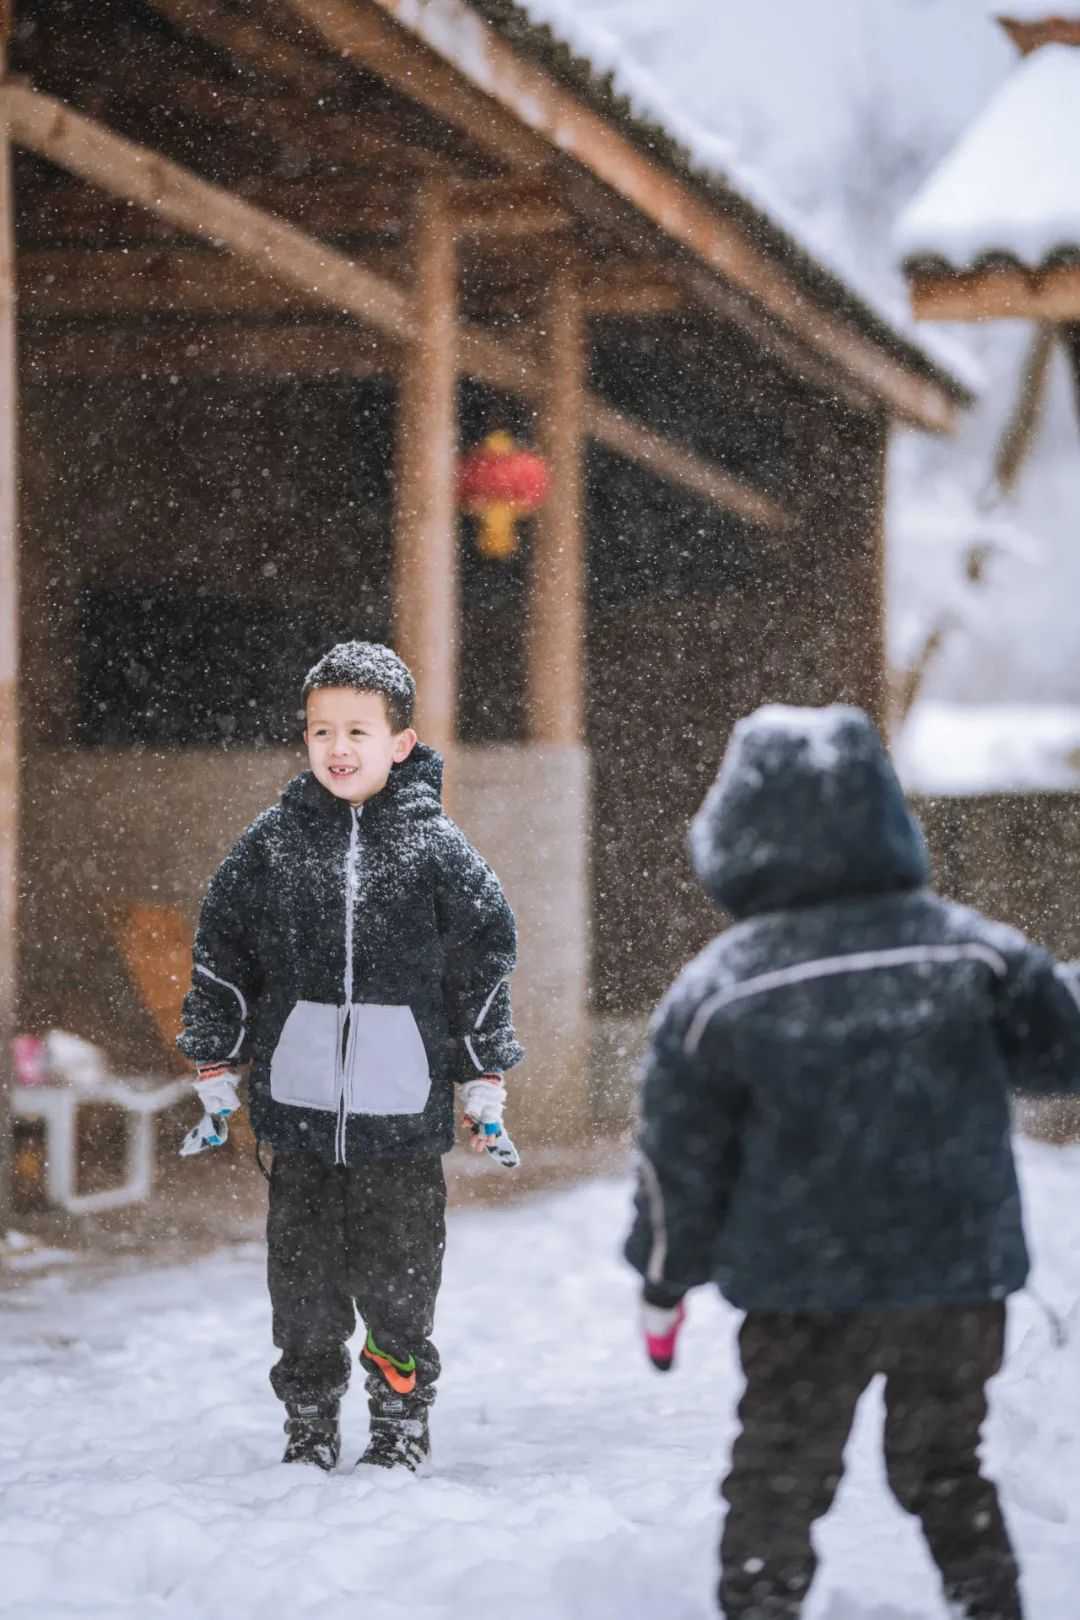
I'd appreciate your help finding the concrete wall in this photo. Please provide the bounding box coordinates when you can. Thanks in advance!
[18,741,590,1147]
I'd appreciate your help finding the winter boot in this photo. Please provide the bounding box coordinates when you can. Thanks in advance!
[282,1401,341,1472]
[356,1408,430,1473]
[356,1330,431,1473]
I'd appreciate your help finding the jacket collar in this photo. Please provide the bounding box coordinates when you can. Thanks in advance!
[287,742,444,829]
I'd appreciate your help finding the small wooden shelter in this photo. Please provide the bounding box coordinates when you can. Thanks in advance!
[0,0,967,1203]
[899,8,1080,405]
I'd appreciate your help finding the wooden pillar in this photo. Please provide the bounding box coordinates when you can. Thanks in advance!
[865,411,890,740]
[1065,324,1080,436]
[391,180,459,760]
[0,8,18,1224]
[526,268,586,742]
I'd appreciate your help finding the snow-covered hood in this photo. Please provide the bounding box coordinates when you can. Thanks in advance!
[689,704,929,917]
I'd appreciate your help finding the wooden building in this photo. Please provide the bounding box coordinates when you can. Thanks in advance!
[899,7,1080,402]
[0,0,967,1193]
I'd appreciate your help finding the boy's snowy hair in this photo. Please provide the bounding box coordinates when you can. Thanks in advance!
[301,641,415,732]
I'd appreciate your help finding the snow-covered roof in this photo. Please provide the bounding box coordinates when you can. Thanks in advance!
[895,702,1080,794]
[463,0,973,404]
[897,44,1080,271]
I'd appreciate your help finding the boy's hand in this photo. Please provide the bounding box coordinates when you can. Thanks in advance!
[193,1068,241,1118]
[179,1065,242,1157]
[640,1284,687,1372]
[461,1075,521,1169]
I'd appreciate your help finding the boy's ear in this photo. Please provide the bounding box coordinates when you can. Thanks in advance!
[393,728,418,764]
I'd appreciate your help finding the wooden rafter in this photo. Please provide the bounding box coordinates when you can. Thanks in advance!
[587,400,788,530]
[355,0,958,431]
[20,244,679,321]
[165,80,454,172]
[6,90,786,529]
[3,86,409,337]
[674,257,879,414]
[18,247,404,317]
[910,263,1080,323]
[998,16,1080,54]
[133,0,955,425]
[22,323,393,380]
[144,0,343,89]
[24,314,786,528]
[277,0,550,168]
[20,175,572,245]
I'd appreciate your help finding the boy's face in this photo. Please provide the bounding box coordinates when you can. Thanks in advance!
[304,687,417,806]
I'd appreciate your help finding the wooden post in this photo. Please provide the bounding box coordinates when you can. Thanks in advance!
[526,268,586,742]
[864,412,890,740]
[0,8,19,1225]
[392,181,459,760]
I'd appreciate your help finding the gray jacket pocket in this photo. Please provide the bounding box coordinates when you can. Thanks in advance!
[348,1004,432,1117]
[269,1001,341,1111]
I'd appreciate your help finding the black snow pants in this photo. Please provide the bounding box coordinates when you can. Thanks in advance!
[719,1303,1020,1620]
[267,1149,446,1415]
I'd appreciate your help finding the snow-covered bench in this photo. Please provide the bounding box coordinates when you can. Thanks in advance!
[12,1032,187,1216]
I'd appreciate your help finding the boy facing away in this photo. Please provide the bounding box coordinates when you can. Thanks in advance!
[626,704,1080,1620]
[179,641,523,1473]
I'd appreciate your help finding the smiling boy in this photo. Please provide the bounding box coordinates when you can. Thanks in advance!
[178,640,523,1472]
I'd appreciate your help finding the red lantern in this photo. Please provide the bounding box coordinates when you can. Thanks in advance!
[457,431,550,560]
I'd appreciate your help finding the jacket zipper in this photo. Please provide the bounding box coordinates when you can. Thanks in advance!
[335,805,362,1165]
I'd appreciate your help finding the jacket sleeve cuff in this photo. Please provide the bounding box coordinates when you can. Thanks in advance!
[457,1028,525,1074]
[642,1279,688,1308]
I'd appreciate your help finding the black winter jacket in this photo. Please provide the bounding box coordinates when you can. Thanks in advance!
[178,745,523,1162]
[625,705,1080,1312]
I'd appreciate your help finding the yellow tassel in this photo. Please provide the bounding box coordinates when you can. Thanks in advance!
[477,502,518,560]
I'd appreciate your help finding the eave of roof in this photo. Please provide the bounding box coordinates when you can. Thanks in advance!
[898,43,1080,276]
[462,0,974,408]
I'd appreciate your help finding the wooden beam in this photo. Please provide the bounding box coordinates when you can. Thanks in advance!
[9,91,782,530]
[18,247,406,318]
[392,180,459,755]
[21,317,787,526]
[998,16,1080,55]
[21,240,653,326]
[166,80,452,173]
[587,399,789,531]
[22,323,393,380]
[143,0,343,90]
[363,0,959,431]
[583,279,682,318]
[458,322,537,396]
[279,0,550,169]
[0,14,18,1229]
[460,323,787,527]
[673,255,880,414]
[527,269,586,744]
[909,263,1080,324]
[20,176,571,247]
[3,86,410,338]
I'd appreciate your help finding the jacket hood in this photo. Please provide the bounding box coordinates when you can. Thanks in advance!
[689,705,929,918]
[284,741,445,825]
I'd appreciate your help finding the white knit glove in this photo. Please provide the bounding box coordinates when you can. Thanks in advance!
[179,1068,242,1157]
[461,1076,506,1128]
[461,1075,520,1169]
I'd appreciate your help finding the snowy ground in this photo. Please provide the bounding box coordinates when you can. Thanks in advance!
[2,1137,1079,1620]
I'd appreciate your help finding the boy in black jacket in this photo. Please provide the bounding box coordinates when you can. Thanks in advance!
[625,704,1080,1620]
[179,641,523,1473]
